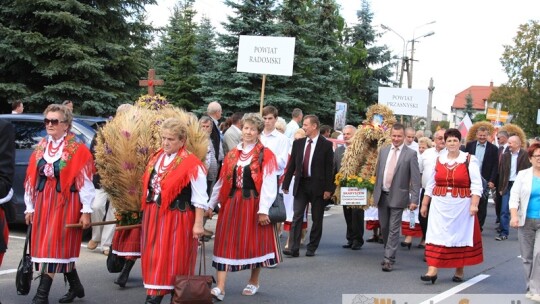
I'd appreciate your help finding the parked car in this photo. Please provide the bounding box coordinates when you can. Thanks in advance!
[0,114,99,223]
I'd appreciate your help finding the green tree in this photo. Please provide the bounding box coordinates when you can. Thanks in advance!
[344,0,394,124]
[196,0,284,116]
[157,0,200,110]
[194,16,219,75]
[0,0,156,115]
[464,92,474,118]
[491,20,540,136]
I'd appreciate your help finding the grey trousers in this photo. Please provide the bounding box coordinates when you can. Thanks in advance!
[378,192,404,264]
[518,218,540,294]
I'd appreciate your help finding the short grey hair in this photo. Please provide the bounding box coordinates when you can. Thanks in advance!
[207,101,222,115]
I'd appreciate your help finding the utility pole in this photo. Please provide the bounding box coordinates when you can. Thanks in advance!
[427,78,435,131]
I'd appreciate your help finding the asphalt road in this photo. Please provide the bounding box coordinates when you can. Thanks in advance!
[0,203,534,304]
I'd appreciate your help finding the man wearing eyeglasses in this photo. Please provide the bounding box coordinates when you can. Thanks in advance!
[497,135,531,241]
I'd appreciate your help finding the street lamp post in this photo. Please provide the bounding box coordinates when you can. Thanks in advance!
[381,24,406,88]
[382,21,435,89]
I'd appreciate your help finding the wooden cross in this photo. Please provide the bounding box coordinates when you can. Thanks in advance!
[139,69,164,96]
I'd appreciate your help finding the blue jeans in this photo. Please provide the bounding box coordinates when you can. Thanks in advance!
[500,190,511,236]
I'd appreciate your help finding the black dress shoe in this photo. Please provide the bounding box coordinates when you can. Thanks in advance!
[366,236,379,243]
[351,241,362,250]
[452,275,464,282]
[400,241,412,250]
[381,262,393,272]
[420,274,438,284]
[283,249,299,257]
[305,250,315,257]
[342,243,352,248]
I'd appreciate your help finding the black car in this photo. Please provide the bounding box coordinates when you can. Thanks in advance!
[0,114,100,223]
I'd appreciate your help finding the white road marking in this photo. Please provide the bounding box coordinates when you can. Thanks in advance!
[419,274,490,304]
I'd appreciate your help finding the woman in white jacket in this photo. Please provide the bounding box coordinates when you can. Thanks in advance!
[509,142,540,302]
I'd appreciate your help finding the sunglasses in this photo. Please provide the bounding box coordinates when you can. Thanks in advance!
[44,118,66,126]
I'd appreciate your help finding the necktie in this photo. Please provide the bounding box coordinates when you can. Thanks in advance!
[384,147,399,189]
[303,139,313,177]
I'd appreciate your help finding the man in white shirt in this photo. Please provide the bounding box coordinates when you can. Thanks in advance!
[405,127,419,153]
[284,108,303,139]
[260,106,290,178]
[418,129,446,247]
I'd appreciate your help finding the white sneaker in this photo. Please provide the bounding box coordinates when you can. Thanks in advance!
[531,294,540,302]
[526,291,533,299]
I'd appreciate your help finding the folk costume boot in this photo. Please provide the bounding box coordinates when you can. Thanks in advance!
[114,259,135,288]
[32,274,53,304]
[144,295,164,304]
[58,269,85,303]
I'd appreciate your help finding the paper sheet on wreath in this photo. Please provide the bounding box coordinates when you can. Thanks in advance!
[340,187,367,206]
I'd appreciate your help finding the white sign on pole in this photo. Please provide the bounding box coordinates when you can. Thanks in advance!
[334,102,347,130]
[378,87,429,116]
[537,109,540,125]
[237,35,296,76]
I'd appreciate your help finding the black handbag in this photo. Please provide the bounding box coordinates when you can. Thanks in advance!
[16,225,33,295]
[106,239,126,273]
[268,193,286,223]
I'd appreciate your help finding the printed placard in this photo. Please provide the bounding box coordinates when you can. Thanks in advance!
[340,187,367,206]
[237,35,296,76]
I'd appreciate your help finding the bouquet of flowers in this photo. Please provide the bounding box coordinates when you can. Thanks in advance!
[115,211,143,226]
[136,94,169,110]
[335,173,376,192]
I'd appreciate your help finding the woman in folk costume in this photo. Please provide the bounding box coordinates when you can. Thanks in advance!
[207,113,281,301]
[420,128,483,284]
[140,117,208,304]
[24,104,95,304]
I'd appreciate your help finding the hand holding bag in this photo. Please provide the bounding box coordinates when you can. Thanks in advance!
[16,225,33,295]
[171,239,214,304]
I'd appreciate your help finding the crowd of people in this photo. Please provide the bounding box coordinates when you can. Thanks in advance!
[1,99,540,303]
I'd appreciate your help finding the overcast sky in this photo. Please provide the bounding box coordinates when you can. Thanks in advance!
[146,0,540,119]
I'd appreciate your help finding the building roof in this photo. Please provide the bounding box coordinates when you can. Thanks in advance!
[451,82,497,110]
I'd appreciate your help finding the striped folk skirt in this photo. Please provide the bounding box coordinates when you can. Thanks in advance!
[425,216,483,268]
[31,180,83,273]
[141,203,196,292]
[112,228,141,260]
[212,191,281,272]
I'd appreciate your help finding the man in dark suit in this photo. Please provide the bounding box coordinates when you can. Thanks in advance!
[334,125,364,250]
[282,115,334,257]
[497,135,531,241]
[0,119,15,267]
[373,123,421,272]
[463,126,499,230]
[207,101,224,166]
[494,130,509,224]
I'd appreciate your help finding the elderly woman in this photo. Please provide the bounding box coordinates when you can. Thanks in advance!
[24,104,95,304]
[509,142,540,301]
[139,117,208,304]
[420,128,483,284]
[207,113,280,301]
